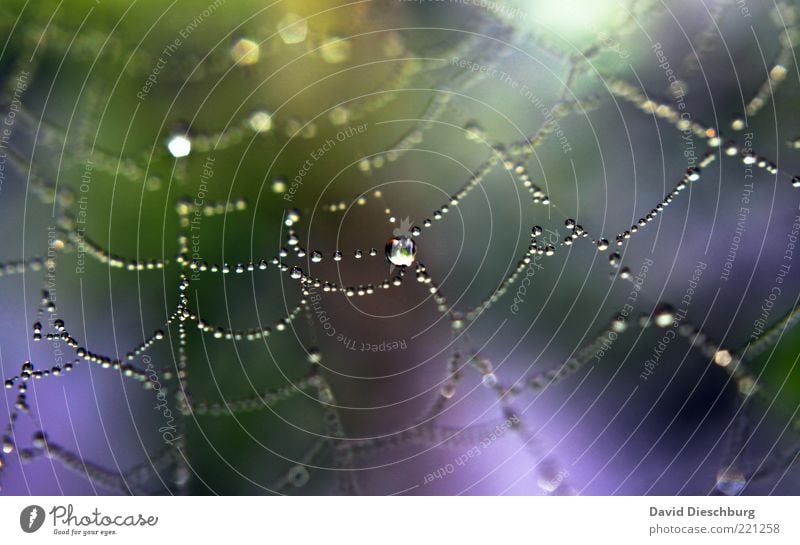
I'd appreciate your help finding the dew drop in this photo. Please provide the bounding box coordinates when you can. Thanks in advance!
[307,348,322,364]
[285,208,301,226]
[248,110,273,133]
[653,303,676,328]
[713,349,733,367]
[277,13,308,44]
[173,466,191,486]
[440,383,456,399]
[320,37,351,63]
[328,106,350,125]
[271,177,287,193]
[32,431,47,448]
[318,387,334,404]
[737,376,757,397]
[166,132,191,158]
[685,167,701,182]
[386,236,416,267]
[230,38,260,65]
[537,461,563,493]
[715,467,746,495]
[287,465,310,487]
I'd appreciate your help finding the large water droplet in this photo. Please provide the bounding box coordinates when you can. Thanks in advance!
[386,236,416,267]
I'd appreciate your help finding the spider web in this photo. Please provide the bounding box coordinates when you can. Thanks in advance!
[1,0,800,496]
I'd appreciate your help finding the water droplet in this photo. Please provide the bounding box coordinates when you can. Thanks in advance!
[174,466,191,486]
[611,315,627,333]
[328,106,350,126]
[271,177,287,193]
[738,376,757,396]
[536,472,562,493]
[320,37,351,63]
[654,303,675,328]
[307,348,322,364]
[166,132,191,158]
[290,267,303,279]
[248,110,273,133]
[32,431,47,448]
[277,13,308,44]
[440,383,456,398]
[715,467,746,495]
[311,251,322,263]
[386,236,416,267]
[713,349,733,367]
[382,31,406,57]
[285,208,301,226]
[318,387,334,404]
[287,465,310,487]
[230,38,260,65]
[482,373,498,388]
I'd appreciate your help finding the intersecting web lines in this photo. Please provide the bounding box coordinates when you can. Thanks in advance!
[1,0,800,496]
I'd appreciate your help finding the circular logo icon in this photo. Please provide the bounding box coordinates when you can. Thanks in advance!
[20,505,45,533]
